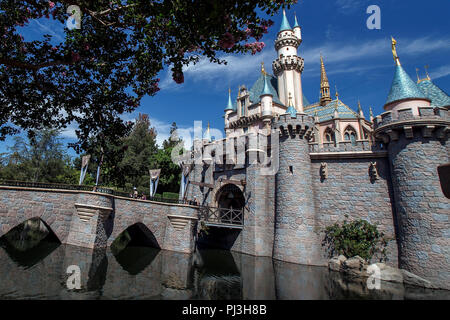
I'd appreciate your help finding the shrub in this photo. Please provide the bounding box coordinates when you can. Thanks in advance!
[163,192,179,199]
[322,216,389,262]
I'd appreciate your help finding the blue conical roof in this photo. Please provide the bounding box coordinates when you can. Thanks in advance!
[385,65,427,106]
[203,123,212,142]
[225,90,234,111]
[279,10,292,32]
[418,79,450,108]
[293,15,300,28]
[261,74,273,96]
[285,96,297,118]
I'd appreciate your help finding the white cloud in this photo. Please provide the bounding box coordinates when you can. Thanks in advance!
[160,49,274,90]
[430,64,450,80]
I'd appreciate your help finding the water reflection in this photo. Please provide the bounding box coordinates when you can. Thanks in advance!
[0,237,449,299]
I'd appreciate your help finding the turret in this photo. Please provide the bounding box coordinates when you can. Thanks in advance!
[224,88,234,130]
[272,111,325,266]
[293,14,302,41]
[272,10,305,112]
[203,122,212,143]
[260,71,273,132]
[374,38,450,289]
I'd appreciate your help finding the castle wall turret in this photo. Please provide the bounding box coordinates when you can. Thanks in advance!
[374,106,450,289]
[272,113,326,266]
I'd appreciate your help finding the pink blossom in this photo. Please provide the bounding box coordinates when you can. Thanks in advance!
[218,32,235,50]
[245,42,265,55]
[48,1,55,9]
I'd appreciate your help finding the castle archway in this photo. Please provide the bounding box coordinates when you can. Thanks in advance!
[215,184,245,210]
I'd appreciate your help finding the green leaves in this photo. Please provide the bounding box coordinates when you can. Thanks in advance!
[1,0,296,149]
[322,218,390,262]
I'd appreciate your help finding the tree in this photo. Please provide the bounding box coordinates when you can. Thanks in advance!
[117,113,158,191]
[155,121,183,194]
[0,0,296,150]
[0,128,78,183]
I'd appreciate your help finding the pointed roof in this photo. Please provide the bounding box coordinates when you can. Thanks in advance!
[320,55,332,106]
[304,100,359,122]
[320,55,329,86]
[385,65,428,106]
[293,14,300,28]
[261,74,273,96]
[279,9,292,32]
[203,122,212,142]
[225,89,234,111]
[286,93,297,118]
[417,79,450,108]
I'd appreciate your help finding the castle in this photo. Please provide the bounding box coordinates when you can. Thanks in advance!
[180,11,450,289]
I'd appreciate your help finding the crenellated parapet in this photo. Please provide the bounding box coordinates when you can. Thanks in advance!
[308,140,376,153]
[273,113,314,139]
[374,106,449,142]
[274,33,301,51]
[272,55,304,76]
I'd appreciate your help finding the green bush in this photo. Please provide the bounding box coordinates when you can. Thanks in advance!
[162,192,179,199]
[322,216,389,262]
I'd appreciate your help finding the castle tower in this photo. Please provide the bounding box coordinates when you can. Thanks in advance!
[319,56,332,106]
[224,88,234,134]
[272,109,325,266]
[260,72,273,133]
[374,38,450,289]
[272,10,305,112]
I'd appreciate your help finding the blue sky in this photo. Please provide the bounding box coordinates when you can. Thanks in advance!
[2,0,450,157]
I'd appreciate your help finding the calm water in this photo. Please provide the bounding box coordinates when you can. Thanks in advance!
[0,226,448,300]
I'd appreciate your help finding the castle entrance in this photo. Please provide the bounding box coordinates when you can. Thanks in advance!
[215,184,245,210]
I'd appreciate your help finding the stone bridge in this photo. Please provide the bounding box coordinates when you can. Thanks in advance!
[0,186,199,253]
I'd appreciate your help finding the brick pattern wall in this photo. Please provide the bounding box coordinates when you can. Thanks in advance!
[310,158,399,265]
[0,188,198,254]
[388,133,450,289]
[0,188,75,243]
[273,115,325,266]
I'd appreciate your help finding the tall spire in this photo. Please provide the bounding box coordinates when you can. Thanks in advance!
[369,107,374,122]
[286,92,297,118]
[225,88,234,111]
[203,122,212,142]
[261,73,272,96]
[320,55,332,106]
[279,9,292,32]
[357,100,364,118]
[293,13,300,28]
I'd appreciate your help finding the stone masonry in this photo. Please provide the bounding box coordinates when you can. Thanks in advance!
[0,187,198,254]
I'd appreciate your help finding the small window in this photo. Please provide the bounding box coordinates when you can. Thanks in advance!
[243,127,248,134]
[289,166,294,174]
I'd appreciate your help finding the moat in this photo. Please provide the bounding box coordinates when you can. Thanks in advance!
[0,219,448,300]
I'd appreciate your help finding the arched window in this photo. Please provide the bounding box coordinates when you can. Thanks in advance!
[324,128,335,143]
[344,126,357,146]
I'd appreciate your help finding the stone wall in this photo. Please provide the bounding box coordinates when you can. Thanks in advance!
[0,187,198,254]
[387,133,449,289]
[310,157,399,265]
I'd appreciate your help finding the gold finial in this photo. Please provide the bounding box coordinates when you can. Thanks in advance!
[229,87,231,94]
[391,36,401,66]
[261,62,267,75]
[416,68,420,82]
[335,85,339,100]
[424,65,431,80]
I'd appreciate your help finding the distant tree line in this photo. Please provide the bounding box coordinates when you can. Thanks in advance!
[0,114,183,197]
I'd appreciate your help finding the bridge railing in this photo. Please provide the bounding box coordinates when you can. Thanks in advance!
[0,179,186,205]
[198,206,244,226]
